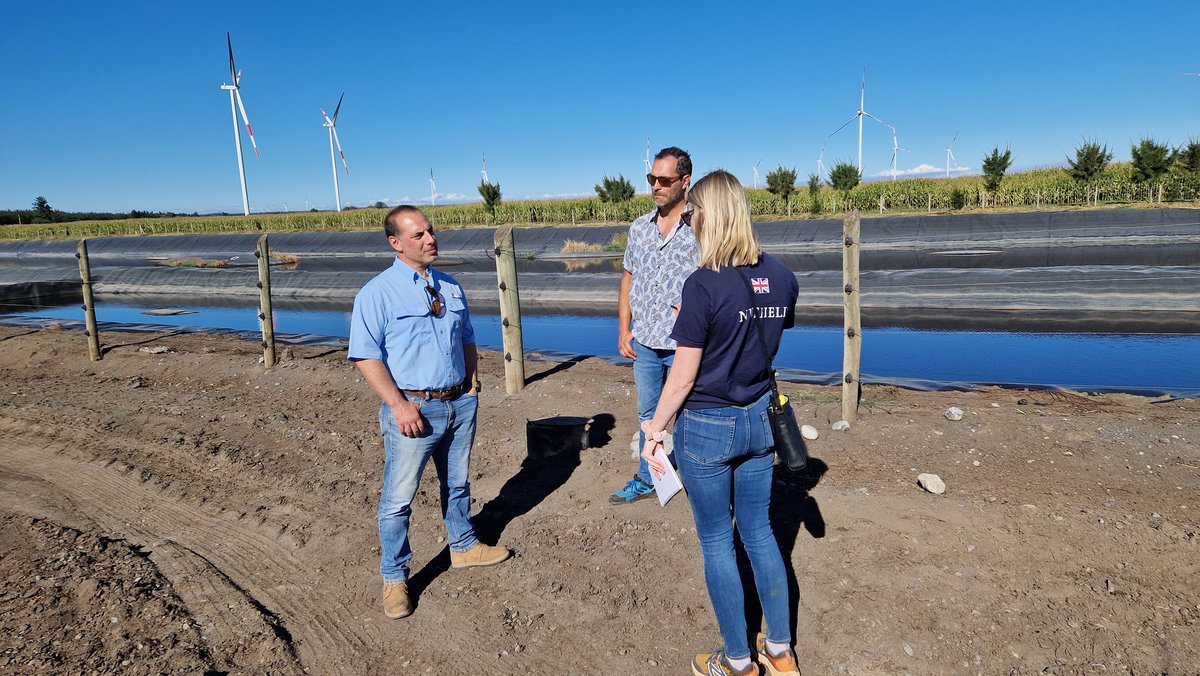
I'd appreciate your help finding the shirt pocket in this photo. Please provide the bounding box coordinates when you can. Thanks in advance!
[444,291,467,316]
[384,303,432,338]
[388,302,431,321]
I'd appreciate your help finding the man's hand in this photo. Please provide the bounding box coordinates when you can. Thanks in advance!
[391,399,426,437]
[617,269,635,359]
[618,328,636,360]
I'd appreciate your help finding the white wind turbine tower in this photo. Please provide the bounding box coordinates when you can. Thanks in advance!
[220,33,260,215]
[753,160,761,189]
[321,93,349,212]
[429,169,438,206]
[945,132,959,178]
[643,138,652,193]
[829,71,890,173]
[481,153,490,184]
[888,126,909,181]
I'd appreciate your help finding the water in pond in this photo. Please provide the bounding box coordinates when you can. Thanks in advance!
[6,299,1198,397]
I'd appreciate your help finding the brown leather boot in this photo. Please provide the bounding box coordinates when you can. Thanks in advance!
[382,582,412,619]
[450,542,512,569]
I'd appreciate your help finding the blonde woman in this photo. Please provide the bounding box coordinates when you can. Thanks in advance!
[641,170,801,676]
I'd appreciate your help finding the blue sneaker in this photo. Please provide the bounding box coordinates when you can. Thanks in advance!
[609,478,655,504]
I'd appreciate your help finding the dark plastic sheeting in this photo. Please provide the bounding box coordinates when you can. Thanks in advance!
[2,208,1197,259]
[2,207,1196,317]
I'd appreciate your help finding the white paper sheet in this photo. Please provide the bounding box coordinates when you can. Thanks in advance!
[648,446,683,506]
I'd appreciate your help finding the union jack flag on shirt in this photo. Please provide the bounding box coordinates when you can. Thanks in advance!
[751,277,770,294]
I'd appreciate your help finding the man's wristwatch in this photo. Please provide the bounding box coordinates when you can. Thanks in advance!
[471,378,482,391]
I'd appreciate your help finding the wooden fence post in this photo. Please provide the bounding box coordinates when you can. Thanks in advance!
[255,234,276,367]
[493,224,525,393]
[842,211,862,423]
[76,239,101,361]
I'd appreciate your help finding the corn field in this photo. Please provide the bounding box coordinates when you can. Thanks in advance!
[4,164,1198,242]
[748,164,1200,217]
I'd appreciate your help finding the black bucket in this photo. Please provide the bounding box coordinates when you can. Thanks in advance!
[526,416,591,458]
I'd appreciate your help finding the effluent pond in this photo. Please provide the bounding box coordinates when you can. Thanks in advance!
[7,297,1199,398]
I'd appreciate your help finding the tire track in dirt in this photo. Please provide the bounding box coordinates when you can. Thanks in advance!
[0,442,375,674]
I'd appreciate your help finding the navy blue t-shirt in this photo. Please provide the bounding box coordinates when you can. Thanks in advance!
[670,253,799,410]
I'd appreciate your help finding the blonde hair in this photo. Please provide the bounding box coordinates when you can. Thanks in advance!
[688,169,760,271]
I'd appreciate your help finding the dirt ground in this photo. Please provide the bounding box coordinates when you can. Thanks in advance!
[0,325,1197,675]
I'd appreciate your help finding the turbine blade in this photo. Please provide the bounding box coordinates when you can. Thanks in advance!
[862,111,890,127]
[950,131,959,148]
[332,127,348,173]
[829,114,858,137]
[227,33,236,80]
[234,89,259,157]
[332,93,343,123]
[320,109,332,125]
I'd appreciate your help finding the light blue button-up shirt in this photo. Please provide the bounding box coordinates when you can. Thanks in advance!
[348,257,475,390]
[623,209,699,350]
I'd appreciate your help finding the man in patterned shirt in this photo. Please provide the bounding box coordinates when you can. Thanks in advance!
[610,146,699,503]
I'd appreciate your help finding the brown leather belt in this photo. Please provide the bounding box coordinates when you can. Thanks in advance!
[402,380,467,401]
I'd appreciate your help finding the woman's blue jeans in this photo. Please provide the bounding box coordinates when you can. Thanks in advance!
[377,393,479,583]
[676,392,791,660]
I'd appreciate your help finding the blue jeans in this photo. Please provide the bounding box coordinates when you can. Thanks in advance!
[633,339,674,485]
[676,392,791,660]
[377,393,479,583]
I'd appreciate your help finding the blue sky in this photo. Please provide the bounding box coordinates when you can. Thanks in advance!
[2,1,1197,214]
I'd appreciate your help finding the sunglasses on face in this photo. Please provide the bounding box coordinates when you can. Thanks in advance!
[425,284,442,316]
[646,173,684,187]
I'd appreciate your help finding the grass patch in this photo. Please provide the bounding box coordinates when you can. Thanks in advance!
[561,239,604,253]
[604,232,628,252]
[160,257,229,268]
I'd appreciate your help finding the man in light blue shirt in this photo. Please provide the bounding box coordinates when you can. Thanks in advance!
[349,205,511,620]
[610,147,699,503]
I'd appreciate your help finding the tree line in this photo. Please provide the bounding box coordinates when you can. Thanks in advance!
[0,196,198,226]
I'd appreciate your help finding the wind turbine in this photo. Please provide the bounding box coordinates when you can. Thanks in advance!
[945,132,959,178]
[888,126,909,181]
[481,153,490,184]
[429,169,438,206]
[828,71,890,172]
[220,33,260,215]
[816,144,827,181]
[753,160,761,189]
[321,93,349,212]
[642,138,652,193]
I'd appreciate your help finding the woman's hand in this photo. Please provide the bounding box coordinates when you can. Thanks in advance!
[640,420,666,479]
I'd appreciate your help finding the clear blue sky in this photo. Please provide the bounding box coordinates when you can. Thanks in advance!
[2,1,1197,214]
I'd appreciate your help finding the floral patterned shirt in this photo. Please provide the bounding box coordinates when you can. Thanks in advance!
[623,209,699,350]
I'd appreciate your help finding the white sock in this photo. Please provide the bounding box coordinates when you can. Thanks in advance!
[766,639,790,657]
[726,654,752,671]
